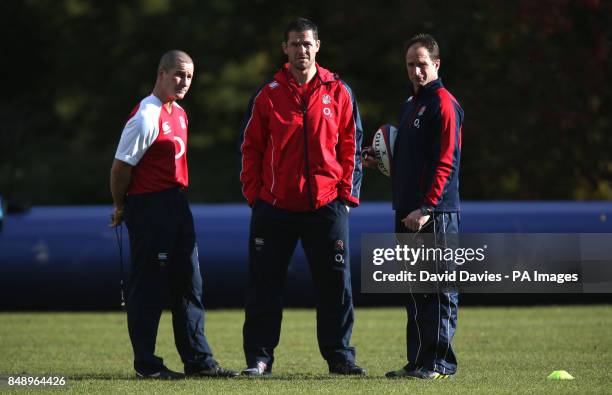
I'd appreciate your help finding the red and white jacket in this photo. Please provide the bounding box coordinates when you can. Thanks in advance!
[240,63,363,211]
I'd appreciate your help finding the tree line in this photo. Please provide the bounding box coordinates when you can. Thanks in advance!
[1,0,610,205]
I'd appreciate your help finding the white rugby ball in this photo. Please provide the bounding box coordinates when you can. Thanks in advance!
[372,124,398,177]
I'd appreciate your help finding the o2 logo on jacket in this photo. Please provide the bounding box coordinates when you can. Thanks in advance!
[413,106,427,128]
[323,107,332,117]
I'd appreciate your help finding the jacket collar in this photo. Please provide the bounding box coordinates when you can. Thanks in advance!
[274,63,338,86]
[411,78,443,97]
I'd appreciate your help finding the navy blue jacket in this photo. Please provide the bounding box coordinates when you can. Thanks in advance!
[392,79,463,212]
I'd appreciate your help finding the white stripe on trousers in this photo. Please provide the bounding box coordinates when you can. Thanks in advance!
[441,214,453,374]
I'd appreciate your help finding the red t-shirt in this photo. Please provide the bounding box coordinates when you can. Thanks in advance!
[114,95,189,194]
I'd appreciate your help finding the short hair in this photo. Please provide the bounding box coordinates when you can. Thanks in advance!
[158,50,193,72]
[404,34,440,60]
[284,17,319,41]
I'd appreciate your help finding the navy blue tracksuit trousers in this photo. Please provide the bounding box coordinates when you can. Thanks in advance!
[243,199,356,370]
[395,211,459,375]
[124,187,215,374]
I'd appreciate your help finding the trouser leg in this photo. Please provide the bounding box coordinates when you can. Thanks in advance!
[302,199,355,364]
[430,212,458,374]
[168,196,216,373]
[124,194,168,374]
[243,201,298,368]
[405,291,457,373]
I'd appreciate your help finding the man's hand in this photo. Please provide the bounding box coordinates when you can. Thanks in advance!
[401,208,430,232]
[109,206,124,228]
[361,146,378,169]
[110,159,133,228]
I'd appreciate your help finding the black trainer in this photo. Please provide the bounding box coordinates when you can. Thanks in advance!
[329,361,367,375]
[186,363,239,378]
[136,366,185,380]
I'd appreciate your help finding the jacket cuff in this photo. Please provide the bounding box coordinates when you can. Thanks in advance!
[420,205,434,216]
[340,190,360,207]
[246,196,257,207]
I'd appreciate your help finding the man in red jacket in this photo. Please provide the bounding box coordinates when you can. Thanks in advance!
[239,18,365,376]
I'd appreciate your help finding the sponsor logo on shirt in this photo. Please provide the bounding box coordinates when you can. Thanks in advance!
[174,136,186,159]
[414,106,427,128]
[162,121,172,134]
[269,81,279,89]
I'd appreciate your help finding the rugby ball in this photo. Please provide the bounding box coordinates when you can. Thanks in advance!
[372,124,398,177]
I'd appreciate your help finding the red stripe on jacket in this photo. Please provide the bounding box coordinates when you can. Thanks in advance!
[424,90,460,207]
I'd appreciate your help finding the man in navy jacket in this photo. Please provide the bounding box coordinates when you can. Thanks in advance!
[365,33,464,379]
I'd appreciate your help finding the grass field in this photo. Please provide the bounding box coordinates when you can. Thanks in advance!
[1,306,611,394]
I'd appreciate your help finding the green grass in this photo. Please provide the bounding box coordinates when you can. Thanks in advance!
[1,306,611,394]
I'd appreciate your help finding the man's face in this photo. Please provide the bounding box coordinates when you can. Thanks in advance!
[159,62,194,101]
[282,30,320,72]
[405,44,439,92]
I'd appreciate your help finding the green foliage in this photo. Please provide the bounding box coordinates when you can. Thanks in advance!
[0,306,611,393]
[1,1,610,204]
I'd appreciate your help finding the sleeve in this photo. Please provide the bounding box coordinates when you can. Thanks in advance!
[422,95,461,209]
[239,88,268,206]
[114,110,159,166]
[337,81,363,207]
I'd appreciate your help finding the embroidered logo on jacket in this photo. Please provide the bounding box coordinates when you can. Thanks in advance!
[322,94,332,105]
[414,106,427,128]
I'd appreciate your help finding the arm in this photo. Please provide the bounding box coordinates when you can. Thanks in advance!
[337,82,363,207]
[109,159,133,227]
[109,104,157,227]
[422,95,461,211]
[239,89,268,206]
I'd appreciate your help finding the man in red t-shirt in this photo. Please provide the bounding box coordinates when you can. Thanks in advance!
[109,50,236,379]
